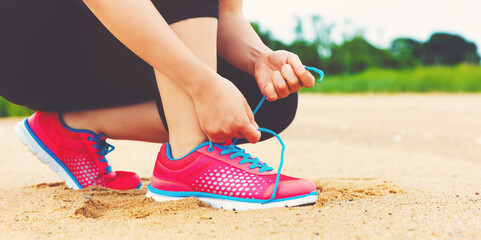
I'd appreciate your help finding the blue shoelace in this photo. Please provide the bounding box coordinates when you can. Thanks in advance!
[208,66,324,203]
[87,134,115,175]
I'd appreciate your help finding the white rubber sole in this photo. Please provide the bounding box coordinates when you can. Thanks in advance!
[146,189,318,211]
[14,119,82,190]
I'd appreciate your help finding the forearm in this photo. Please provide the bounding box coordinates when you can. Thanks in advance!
[217,6,272,76]
[83,0,217,96]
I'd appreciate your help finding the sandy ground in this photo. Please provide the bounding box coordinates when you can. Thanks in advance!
[0,94,480,239]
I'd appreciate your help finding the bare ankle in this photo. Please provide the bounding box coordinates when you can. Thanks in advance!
[169,135,207,159]
[62,111,100,134]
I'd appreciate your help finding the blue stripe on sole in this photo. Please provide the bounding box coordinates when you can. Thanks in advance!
[147,184,318,204]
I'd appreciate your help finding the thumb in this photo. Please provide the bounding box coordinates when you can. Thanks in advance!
[243,103,261,143]
[245,101,259,129]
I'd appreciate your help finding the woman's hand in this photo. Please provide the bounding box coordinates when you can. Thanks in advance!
[192,76,261,144]
[254,50,315,101]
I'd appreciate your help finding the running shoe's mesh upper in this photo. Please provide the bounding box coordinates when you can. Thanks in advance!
[192,165,276,199]
[61,153,109,187]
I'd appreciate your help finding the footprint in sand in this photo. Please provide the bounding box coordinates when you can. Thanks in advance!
[1,178,403,220]
[312,178,404,208]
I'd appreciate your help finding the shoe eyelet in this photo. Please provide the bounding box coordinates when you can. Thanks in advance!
[87,136,92,141]
[208,147,214,152]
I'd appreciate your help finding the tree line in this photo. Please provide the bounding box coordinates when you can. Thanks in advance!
[251,16,480,75]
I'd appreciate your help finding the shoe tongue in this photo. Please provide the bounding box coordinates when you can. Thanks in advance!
[223,139,233,146]
[98,134,107,141]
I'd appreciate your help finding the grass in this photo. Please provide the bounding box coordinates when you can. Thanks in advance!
[0,97,34,118]
[303,64,481,93]
[1,64,480,118]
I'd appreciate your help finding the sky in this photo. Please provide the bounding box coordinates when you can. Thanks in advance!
[244,0,481,54]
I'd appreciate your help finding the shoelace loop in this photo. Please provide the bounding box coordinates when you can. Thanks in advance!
[86,135,115,175]
[208,66,324,203]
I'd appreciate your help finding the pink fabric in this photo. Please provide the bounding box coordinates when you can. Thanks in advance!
[107,171,142,190]
[152,143,315,200]
[155,148,202,171]
[263,179,316,199]
[151,177,193,191]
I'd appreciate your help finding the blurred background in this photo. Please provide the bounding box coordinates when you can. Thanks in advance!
[1,0,480,117]
[244,0,481,93]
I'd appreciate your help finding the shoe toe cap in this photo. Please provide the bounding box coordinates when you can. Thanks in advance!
[264,178,317,199]
[106,171,142,190]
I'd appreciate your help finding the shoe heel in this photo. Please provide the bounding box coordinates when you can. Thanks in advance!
[15,119,83,190]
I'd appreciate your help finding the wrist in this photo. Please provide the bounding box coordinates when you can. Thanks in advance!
[186,64,221,99]
[248,46,273,75]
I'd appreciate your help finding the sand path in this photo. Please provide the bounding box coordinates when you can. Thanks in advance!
[1,94,480,239]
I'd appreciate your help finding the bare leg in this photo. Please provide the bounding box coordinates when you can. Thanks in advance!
[156,17,217,158]
[62,17,217,155]
[63,101,168,143]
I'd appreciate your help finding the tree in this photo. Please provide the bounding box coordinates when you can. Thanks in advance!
[251,18,481,75]
[390,38,421,67]
[416,33,480,65]
[250,22,287,51]
[251,21,323,71]
[327,36,397,74]
[311,15,334,58]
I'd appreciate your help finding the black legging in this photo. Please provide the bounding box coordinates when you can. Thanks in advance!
[0,0,298,143]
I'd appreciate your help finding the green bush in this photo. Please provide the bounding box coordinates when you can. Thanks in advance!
[0,97,34,118]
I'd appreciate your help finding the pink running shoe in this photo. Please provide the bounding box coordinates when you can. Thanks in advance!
[146,140,318,210]
[14,112,141,190]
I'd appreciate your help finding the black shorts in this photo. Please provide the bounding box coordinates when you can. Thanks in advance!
[0,0,298,141]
